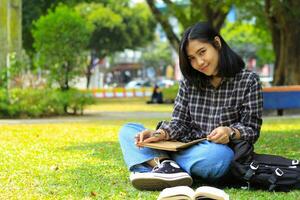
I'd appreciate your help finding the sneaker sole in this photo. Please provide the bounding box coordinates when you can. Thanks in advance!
[130,172,193,191]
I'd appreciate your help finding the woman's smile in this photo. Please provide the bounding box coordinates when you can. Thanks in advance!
[198,64,209,72]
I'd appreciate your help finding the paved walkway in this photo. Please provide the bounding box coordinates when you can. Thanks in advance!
[0,111,172,124]
[1,111,300,125]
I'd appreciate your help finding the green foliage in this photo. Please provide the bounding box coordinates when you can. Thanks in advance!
[161,83,179,102]
[221,21,275,65]
[22,0,121,51]
[75,2,156,58]
[0,51,28,90]
[0,88,95,118]
[140,40,174,69]
[32,4,91,89]
[159,0,231,30]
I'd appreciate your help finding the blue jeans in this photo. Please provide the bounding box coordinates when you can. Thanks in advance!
[119,123,234,181]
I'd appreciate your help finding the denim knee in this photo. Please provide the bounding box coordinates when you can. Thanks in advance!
[118,122,169,172]
[190,145,234,180]
[119,122,145,142]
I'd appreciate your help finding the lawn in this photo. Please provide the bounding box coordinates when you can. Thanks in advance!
[86,97,173,112]
[0,98,299,199]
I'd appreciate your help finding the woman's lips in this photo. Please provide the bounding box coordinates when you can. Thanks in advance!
[199,65,208,72]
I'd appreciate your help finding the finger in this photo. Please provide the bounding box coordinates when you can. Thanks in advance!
[214,134,226,144]
[207,129,217,140]
[136,135,160,147]
[209,131,222,141]
[135,135,139,145]
[139,130,148,143]
[215,133,230,144]
[142,136,161,144]
[138,130,153,142]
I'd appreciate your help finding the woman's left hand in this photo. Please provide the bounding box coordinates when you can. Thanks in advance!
[207,126,231,144]
[135,129,167,147]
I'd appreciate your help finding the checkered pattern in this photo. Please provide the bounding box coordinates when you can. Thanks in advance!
[159,69,263,144]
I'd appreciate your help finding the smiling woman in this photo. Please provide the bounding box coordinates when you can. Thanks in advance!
[118,22,263,191]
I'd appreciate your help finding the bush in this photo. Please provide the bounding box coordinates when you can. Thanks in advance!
[161,83,179,103]
[0,88,95,118]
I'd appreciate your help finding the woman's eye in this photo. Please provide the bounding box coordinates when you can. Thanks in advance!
[198,50,206,55]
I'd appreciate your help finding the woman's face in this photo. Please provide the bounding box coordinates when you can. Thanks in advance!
[186,38,220,76]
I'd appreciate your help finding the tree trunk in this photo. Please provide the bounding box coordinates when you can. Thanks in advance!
[197,0,229,33]
[86,50,97,89]
[62,62,69,90]
[280,28,300,85]
[0,0,8,71]
[62,63,70,113]
[265,0,300,85]
[86,57,93,89]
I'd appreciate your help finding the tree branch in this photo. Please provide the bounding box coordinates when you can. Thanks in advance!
[146,0,180,51]
[162,0,189,27]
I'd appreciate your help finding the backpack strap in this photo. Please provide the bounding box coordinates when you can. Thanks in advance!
[292,160,300,165]
[268,168,284,191]
[243,161,259,189]
[244,162,259,181]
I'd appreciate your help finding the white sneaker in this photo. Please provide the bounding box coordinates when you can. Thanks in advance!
[130,159,193,190]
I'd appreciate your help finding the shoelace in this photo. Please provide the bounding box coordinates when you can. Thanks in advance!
[152,157,163,172]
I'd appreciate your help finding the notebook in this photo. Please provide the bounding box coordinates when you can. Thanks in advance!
[140,138,206,151]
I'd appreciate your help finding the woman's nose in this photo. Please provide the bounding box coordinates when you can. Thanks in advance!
[196,57,204,66]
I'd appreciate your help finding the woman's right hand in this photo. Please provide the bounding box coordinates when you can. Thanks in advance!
[135,129,167,147]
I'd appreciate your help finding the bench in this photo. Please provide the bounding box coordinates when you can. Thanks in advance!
[263,86,300,116]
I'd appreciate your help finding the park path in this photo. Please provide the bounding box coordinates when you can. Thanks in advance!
[1,110,300,125]
[0,111,172,124]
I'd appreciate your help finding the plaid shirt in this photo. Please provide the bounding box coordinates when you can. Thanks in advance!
[159,69,263,144]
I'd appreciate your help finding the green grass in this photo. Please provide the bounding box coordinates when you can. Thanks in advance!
[86,97,173,112]
[0,98,299,199]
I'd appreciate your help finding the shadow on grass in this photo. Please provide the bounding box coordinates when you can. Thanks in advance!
[43,141,158,199]
[41,128,299,199]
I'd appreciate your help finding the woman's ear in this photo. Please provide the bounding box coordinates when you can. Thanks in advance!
[214,36,221,49]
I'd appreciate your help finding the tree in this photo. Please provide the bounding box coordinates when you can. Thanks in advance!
[265,0,300,85]
[233,0,300,85]
[75,2,156,88]
[139,40,174,76]
[146,0,231,51]
[22,0,115,52]
[221,21,274,66]
[75,3,122,88]
[32,4,91,90]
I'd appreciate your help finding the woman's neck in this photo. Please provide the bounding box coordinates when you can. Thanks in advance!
[210,76,223,88]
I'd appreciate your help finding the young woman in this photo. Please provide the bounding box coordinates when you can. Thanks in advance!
[119,22,263,191]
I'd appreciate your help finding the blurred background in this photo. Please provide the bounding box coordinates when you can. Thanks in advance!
[1,0,299,118]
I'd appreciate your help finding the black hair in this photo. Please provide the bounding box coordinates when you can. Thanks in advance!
[179,22,245,88]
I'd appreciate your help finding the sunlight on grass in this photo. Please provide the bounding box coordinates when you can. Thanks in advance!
[0,115,299,199]
[0,122,161,199]
[86,97,173,112]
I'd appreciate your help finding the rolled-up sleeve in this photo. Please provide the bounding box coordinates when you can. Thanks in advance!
[231,75,263,144]
[159,80,194,141]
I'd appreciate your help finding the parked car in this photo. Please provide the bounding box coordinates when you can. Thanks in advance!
[125,79,152,88]
[156,79,175,88]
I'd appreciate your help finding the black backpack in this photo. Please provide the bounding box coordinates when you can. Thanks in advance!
[229,140,300,191]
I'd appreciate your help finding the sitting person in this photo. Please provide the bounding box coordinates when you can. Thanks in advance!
[147,85,164,104]
[119,22,263,191]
